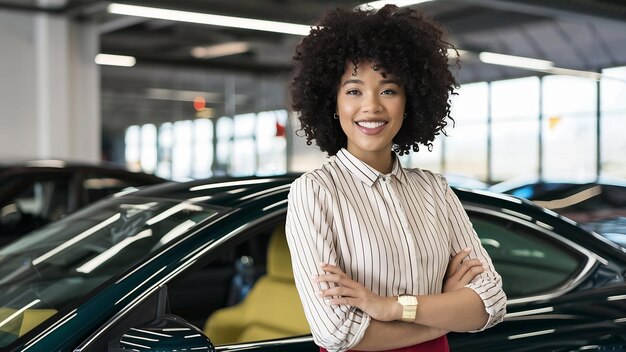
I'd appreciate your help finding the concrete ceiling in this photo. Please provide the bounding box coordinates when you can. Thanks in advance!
[3,0,625,80]
[2,0,625,127]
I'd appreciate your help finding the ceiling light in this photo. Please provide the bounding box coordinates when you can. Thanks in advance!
[191,42,250,59]
[547,67,603,80]
[477,51,607,80]
[107,3,311,36]
[95,53,136,67]
[357,0,433,11]
[479,52,553,71]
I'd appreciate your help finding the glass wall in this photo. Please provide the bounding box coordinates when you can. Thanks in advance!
[123,66,626,183]
[193,119,213,179]
[541,75,597,181]
[491,77,540,181]
[402,138,443,173]
[434,67,623,183]
[600,66,626,178]
[125,109,287,180]
[445,82,489,180]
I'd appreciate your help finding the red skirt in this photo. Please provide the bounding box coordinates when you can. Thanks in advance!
[319,335,449,352]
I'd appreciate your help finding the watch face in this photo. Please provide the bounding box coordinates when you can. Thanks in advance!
[398,295,418,306]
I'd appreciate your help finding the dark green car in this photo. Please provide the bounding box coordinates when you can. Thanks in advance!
[1,175,626,351]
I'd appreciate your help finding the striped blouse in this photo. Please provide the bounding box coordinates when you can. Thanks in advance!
[285,148,506,352]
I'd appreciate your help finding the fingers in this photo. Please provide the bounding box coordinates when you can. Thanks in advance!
[316,286,359,305]
[312,263,363,307]
[319,263,342,274]
[447,260,485,292]
[449,258,483,279]
[317,286,351,297]
[446,248,471,278]
[459,264,485,285]
[313,272,359,289]
[312,263,360,288]
[327,297,354,306]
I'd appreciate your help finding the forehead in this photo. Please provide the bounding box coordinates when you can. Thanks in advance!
[340,59,397,81]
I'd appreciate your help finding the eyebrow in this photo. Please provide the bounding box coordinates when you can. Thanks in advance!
[341,78,402,87]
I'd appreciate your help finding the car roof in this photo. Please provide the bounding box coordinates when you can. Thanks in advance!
[0,160,166,181]
[130,173,300,208]
[130,173,535,214]
[131,174,626,255]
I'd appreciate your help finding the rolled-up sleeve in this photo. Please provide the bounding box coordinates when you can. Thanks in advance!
[441,176,507,331]
[285,176,371,352]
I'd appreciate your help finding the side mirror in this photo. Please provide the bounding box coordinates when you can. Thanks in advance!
[108,314,215,352]
[108,286,215,352]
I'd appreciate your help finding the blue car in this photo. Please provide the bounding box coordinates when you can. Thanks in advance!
[490,177,626,247]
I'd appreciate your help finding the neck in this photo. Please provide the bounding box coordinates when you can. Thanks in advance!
[346,147,394,174]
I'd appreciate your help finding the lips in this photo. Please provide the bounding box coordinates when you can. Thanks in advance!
[354,120,388,135]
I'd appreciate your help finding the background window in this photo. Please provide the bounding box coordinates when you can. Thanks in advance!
[600,66,626,178]
[490,77,540,182]
[124,125,141,172]
[405,139,444,173]
[140,124,157,174]
[172,120,193,181]
[216,117,234,175]
[231,113,257,176]
[256,110,287,176]
[193,118,214,179]
[156,123,173,179]
[542,75,597,180]
[446,82,489,180]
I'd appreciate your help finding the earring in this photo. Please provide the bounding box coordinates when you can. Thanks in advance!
[403,113,407,119]
[333,113,339,120]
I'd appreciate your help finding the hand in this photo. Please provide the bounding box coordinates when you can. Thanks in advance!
[443,248,485,293]
[313,263,399,322]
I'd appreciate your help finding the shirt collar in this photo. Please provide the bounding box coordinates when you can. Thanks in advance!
[335,148,407,187]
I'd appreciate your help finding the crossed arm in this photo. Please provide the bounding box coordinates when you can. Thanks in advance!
[313,249,489,351]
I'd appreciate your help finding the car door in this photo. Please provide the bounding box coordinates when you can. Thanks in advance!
[448,205,624,351]
[73,211,318,352]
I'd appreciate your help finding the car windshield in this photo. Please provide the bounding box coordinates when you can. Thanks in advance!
[0,196,220,347]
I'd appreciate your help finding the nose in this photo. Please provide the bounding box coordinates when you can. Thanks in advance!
[362,93,383,113]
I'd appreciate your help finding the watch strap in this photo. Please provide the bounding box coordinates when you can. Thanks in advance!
[397,294,418,322]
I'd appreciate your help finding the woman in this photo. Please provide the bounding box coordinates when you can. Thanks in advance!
[285,5,506,352]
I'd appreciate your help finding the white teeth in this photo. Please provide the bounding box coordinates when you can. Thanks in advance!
[356,121,386,129]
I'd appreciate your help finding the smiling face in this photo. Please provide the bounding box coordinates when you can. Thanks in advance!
[336,60,406,164]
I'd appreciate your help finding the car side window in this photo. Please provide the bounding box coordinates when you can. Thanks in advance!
[166,218,310,346]
[82,175,143,203]
[0,178,70,237]
[468,211,586,299]
[16,179,70,221]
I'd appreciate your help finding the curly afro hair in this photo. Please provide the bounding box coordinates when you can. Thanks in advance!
[290,4,458,156]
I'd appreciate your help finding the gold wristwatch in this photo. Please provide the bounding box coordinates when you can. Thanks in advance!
[397,294,418,322]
